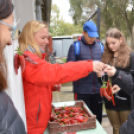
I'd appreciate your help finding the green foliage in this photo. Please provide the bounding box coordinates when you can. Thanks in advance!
[61,58,67,63]
[69,0,83,25]
[50,4,83,36]
[50,1,134,49]
[69,0,134,49]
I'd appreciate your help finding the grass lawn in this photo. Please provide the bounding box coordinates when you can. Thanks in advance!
[61,58,67,63]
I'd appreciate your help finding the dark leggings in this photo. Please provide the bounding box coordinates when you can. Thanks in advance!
[75,93,102,123]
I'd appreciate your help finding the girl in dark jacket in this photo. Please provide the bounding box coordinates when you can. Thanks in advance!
[99,28,134,134]
[0,0,26,133]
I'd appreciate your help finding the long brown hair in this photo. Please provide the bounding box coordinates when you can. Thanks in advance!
[102,28,131,68]
[0,0,13,91]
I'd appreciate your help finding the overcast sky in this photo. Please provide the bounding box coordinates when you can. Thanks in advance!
[52,0,73,24]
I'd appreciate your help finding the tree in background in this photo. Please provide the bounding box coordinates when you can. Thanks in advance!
[50,4,83,36]
[69,0,134,49]
[69,0,97,25]
[49,4,60,36]
[101,0,134,48]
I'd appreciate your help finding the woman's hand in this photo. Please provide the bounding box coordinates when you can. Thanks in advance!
[93,61,107,74]
[104,65,116,77]
[97,71,104,77]
[112,85,121,94]
[96,64,108,77]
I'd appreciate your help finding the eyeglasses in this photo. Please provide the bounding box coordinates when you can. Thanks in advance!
[0,19,20,38]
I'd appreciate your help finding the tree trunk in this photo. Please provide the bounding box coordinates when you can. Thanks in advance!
[130,32,134,50]
[124,12,134,49]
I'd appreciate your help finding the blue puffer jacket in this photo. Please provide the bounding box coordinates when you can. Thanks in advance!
[0,91,27,134]
[67,36,103,94]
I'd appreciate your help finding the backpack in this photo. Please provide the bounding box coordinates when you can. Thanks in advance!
[74,40,104,58]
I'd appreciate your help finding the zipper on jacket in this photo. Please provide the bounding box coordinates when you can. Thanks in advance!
[37,103,41,123]
[89,46,96,92]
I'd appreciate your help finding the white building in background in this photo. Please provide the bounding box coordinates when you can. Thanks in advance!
[5,0,51,130]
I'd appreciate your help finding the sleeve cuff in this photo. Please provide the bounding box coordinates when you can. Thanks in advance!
[112,70,119,80]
